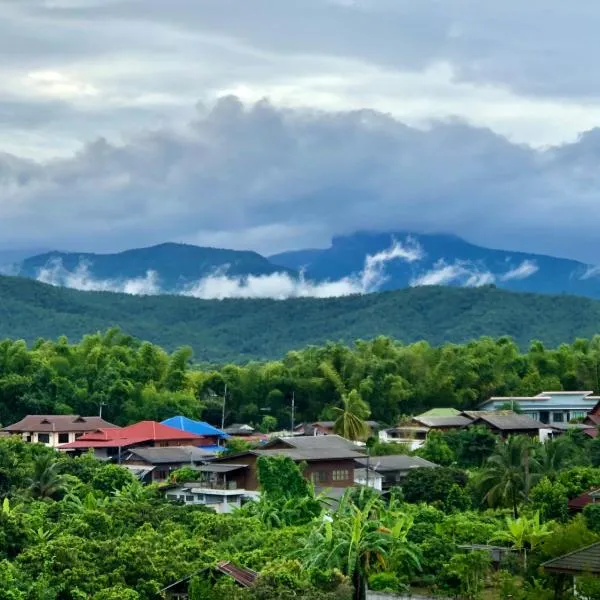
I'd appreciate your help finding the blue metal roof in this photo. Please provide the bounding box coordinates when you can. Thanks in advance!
[161,416,229,439]
[197,445,224,454]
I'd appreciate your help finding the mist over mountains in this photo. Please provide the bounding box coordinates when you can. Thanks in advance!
[3,233,598,300]
[5,231,600,300]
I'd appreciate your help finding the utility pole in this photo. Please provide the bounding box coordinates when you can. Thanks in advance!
[291,391,295,433]
[366,446,370,489]
[221,384,227,431]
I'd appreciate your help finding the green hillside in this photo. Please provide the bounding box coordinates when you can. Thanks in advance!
[2,275,600,362]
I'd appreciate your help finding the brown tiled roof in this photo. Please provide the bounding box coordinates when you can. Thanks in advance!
[2,415,118,433]
[542,542,600,575]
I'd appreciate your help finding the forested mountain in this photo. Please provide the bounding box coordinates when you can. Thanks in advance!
[10,231,600,299]
[16,243,296,291]
[270,231,600,297]
[3,274,600,362]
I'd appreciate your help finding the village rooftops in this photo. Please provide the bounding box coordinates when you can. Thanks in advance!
[253,447,367,461]
[416,408,461,418]
[58,420,203,449]
[356,454,438,473]
[161,416,229,439]
[542,541,600,575]
[124,446,215,464]
[412,415,473,428]
[469,413,546,431]
[2,415,118,432]
[263,434,362,452]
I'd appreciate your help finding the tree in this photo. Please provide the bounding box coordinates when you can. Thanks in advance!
[491,512,553,570]
[91,464,136,495]
[259,415,278,434]
[28,455,67,500]
[303,494,418,600]
[478,436,539,517]
[402,467,469,510]
[441,551,491,600]
[320,362,371,441]
[418,431,455,466]
[529,477,569,522]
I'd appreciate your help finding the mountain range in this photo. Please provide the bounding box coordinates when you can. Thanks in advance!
[4,231,600,299]
[2,274,600,362]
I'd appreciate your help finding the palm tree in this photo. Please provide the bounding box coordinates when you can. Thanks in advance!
[303,493,418,600]
[320,362,371,441]
[535,437,573,480]
[28,455,67,500]
[478,435,540,518]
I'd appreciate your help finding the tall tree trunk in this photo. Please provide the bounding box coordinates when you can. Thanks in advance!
[353,570,366,600]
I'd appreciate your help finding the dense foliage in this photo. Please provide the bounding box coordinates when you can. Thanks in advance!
[7,275,600,361]
[5,328,600,429]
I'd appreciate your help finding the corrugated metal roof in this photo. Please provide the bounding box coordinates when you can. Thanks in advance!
[161,416,229,439]
[542,542,600,574]
[413,415,473,428]
[356,454,438,472]
[126,445,214,464]
[471,413,546,430]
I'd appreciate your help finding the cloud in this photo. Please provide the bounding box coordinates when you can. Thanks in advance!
[4,96,600,264]
[410,260,494,288]
[37,259,161,295]
[34,239,421,299]
[499,260,539,281]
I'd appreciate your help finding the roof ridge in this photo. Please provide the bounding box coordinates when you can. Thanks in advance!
[542,541,600,566]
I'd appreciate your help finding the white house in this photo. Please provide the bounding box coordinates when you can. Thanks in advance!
[479,391,600,426]
[164,483,250,513]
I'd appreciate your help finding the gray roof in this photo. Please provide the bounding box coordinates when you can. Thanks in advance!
[354,468,382,480]
[550,423,596,431]
[413,415,473,428]
[542,542,600,575]
[124,465,155,480]
[264,434,363,452]
[196,464,248,473]
[125,446,215,464]
[254,447,366,461]
[470,413,546,430]
[356,454,438,473]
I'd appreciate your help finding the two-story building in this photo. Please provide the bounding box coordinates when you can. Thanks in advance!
[479,391,600,426]
[2,415,118,448]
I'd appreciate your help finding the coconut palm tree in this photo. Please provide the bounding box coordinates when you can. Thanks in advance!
[535,437,574,480]
[320,362,371,441]
[478,435,540,518]
[28,455,67,500]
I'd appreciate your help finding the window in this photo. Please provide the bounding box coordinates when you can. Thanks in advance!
[185,495,194,502]
[553,412,565,423]
[311,471,327,484]
[155,470,168,480]
[166,494,179,501]
[37,433,50,444]
[25,435,32,443]
[58,433,69,444]
[333,469,350,482]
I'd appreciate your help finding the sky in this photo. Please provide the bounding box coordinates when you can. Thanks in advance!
[3,1,600,262]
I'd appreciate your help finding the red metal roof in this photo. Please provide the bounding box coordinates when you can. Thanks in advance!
[59,420,203,449]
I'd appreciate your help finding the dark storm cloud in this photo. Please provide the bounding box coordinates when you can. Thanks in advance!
[1,97,599,262]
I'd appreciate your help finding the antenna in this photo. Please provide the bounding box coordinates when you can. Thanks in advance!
[99,401,106,419]
[221,384,227,431]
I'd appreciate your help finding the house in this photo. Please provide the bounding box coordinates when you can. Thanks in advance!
[354,467,384,491]
[294,421,379,437]
[58,421,204,459]
[378,425,429,450]
[465,412,547,439]
[163,462,254,512]
[211,435,366,491]
[160,416,228,452]
[122,446,215,483]
[542,542,600,594]
[1,415,119,448]
[159,561,258,599]
[412,414,473,431]
[224,423,255,436]
[479,391,600,426]
[567,488,600,512]
[583,400,600,438]
[355,454,438,491]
